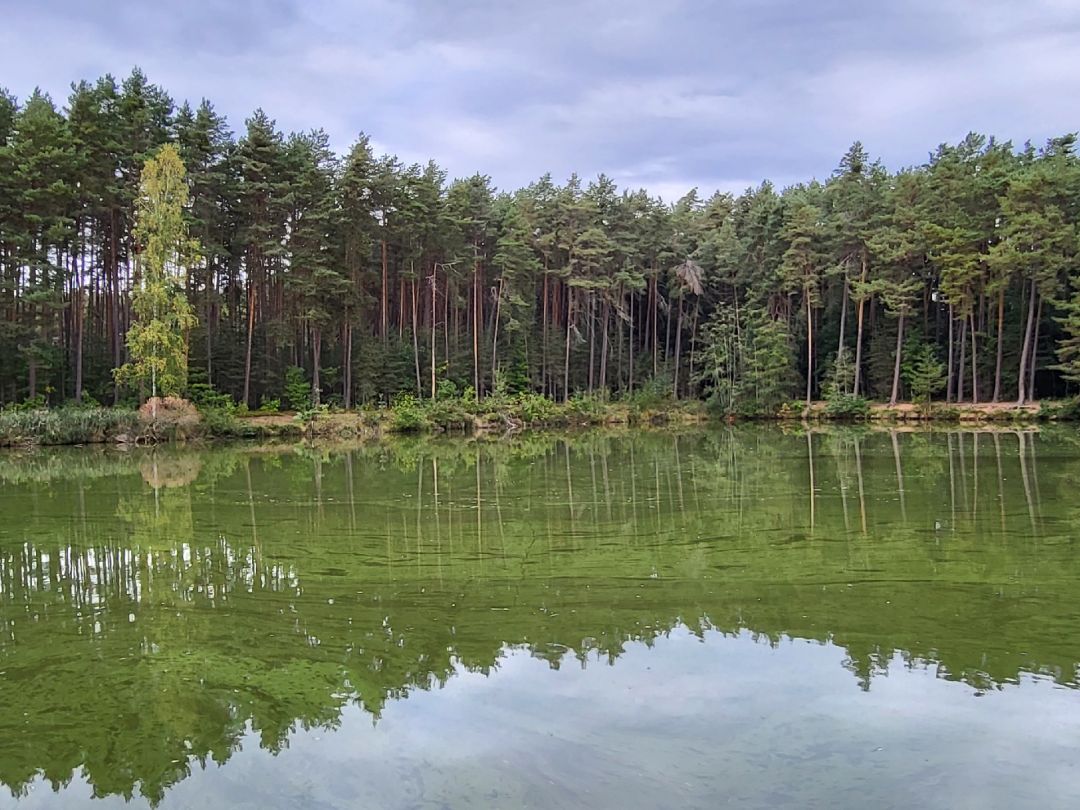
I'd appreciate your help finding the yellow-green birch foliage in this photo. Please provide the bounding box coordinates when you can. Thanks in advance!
[115,144,199,398]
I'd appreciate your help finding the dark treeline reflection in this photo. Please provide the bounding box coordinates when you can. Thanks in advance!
[0,427,1078,803]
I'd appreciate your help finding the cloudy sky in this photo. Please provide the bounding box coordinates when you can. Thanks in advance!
[2,0,1079,198]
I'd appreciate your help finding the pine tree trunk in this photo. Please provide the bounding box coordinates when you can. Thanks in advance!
[664,287,672,365]
[308,326,320,407]
[1029,297,1042,401]
[74,286,84,403]
[957,313,966,402]
[673,295,684,399]
[1017,278,1037,405]
[805,292,813,405]
[837,278,849,388]
[541,272,548,395]
[412,277,422,396]
[444,277,451,373]
[689,303,699,392]
[344,321,353,408]
[243,283,255,407]
[588,295,596,394]
[380,238,388,342]
[564,287,573,402]
[946,305,955,402]
[890,311,905,406]
[473,254,480,401]
[993,287,1005,402]
[110,208,122,405]
[852,252,868,396]
[491,276,503,389]
[616,287,624,390]
[628,291,635,393]
[641,279,650,381]
[853,295,867,397]
[430,268,437,399]
[969,310,979,405]
[600,297,610,392]
[651,276,659,379]
[205,302,214,386]
[550,281,560,397]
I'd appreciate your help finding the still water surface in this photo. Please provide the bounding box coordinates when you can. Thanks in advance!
[0,426,1078,808]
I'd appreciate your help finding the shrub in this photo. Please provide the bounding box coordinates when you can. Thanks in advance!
[566,394,606,423]
[8,394,47,412]
[426,397,472,429]
[928,404,962,421]
[187,383,234,411]
[903,343,947,410]
[200,406,255,438]
[777,400,806,420]
[435,379,459,401]
[293,403,329,422]
[70,393,102,409]
[257,397,281,414]
[357,405,382,428]
[513,392,561,424]
[138,397,201,440]
[824,393,870,420]
[622,376,672,413]
[284,366,312,410]
[388,395,429,433]
[0,407,138,446]
[1046,397,1080,421]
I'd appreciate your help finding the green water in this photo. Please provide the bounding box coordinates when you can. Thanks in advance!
[0,426,1078,809]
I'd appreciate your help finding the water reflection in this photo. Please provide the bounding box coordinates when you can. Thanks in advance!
[0,426,1078,805]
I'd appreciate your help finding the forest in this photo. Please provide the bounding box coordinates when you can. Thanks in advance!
[2,68,1080,414]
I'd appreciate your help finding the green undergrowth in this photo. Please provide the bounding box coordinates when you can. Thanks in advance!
[0,406,139,447]
[383,389,704,434]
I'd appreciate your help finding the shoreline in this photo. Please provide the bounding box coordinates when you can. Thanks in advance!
[0,397,1073,449]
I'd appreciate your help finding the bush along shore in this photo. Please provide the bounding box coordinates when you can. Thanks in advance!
[1,390,1078,448]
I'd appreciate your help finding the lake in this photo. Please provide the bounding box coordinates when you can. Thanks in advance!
[0,426,1078,809]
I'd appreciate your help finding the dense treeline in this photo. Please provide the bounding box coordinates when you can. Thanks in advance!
[2,69,1080,411]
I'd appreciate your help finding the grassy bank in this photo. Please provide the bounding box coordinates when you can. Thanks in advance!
[793,399,1065,423]
[254,392,709,441]
[1,394,1076,448]
[0,407,140,447]
[0,393,707,447]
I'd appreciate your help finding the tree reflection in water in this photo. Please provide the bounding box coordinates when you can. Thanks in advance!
[0,426,1076,804]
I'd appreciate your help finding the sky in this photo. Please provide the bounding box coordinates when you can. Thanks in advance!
[2,0,1079,199]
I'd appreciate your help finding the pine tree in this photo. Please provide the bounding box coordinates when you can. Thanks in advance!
[873,171,928,405]
[445,174,494,399]
[826,142,886,396]
[780,197,825,403]
[284,129,344,406]
[991,153,1077,403]
[491,202,540,389]
[236,110,288,405]
[903,341,947,412]
[174,99,234,389]
[9,90,75,401]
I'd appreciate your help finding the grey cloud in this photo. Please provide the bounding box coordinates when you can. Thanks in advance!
[2,0,1078,199]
